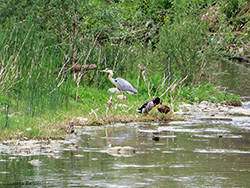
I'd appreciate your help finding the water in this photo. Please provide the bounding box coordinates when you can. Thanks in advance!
[212,61,250,98]
[1,61,250,187]
[1,118,250,187]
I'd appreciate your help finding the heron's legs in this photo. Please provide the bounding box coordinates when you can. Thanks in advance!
[119,92,126,104]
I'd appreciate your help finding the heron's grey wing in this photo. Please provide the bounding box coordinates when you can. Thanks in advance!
[114,78,138,94]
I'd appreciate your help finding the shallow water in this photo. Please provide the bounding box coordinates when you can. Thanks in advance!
[212,61,250,98]
[1,116,250,187]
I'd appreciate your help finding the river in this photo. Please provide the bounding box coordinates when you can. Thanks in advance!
[0,61,250,187]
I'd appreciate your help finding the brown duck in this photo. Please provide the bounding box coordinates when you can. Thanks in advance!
[157,100,170,114]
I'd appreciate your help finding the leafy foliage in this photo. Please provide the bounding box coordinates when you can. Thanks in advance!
[153,20,208,83]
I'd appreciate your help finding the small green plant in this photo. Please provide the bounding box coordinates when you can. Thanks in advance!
[179,84,241,104]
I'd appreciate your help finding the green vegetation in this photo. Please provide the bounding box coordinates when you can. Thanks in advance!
[0,0,248,140]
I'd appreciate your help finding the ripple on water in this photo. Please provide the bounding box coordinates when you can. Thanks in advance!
[158,126,203,133]
[169,165,185,168]
[203,128,231,133]
[158,126,231,134]
[173,176,193,182]
[114,164,160,169]
[162,151,174,154]
[194,149,250,154]
[137,129,159,134]
[194,134,242,139]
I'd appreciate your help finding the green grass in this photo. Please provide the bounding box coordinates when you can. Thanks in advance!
[179,84,241,104]
[0,83,241,140]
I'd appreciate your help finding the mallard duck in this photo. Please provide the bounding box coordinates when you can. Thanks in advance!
[157,100,170,114]
[137,97,160,114]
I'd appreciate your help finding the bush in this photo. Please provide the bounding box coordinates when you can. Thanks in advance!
[153,20,208,84]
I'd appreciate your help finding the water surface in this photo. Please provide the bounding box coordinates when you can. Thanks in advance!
[1,118,250,187]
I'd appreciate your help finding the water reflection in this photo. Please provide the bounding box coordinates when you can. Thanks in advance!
[1,118,250,187]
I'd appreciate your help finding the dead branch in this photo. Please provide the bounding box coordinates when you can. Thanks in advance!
[154,73,169,98]
[159,78,178,98]
[50,74,67,94]
[72,18,78,66]
[148,81,153,98]
[122,105,135,113]
[89,108,100,120]
[169,75,188,112]
[56,57,71,81]
[136,73,140,102]
[112,49,120,72]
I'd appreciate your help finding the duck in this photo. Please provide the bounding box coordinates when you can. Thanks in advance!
[157,100,170,114]
[137,97,160,114]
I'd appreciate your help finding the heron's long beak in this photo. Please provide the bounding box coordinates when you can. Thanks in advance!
[100,70,106,72]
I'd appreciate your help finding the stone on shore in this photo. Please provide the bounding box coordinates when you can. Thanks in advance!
[228,107,250,116]
[177,101,250,119]
[106,146,136,157]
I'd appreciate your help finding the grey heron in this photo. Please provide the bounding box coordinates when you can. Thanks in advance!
[100,68,138,98]
[137,97,160,115]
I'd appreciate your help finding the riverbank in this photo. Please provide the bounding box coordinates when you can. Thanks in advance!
[1,100,250,157]
[2,103,250,187]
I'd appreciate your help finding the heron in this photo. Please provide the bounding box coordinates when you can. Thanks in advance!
[157,100,170,114]
[100,68,138,100]
[137,97,160,115]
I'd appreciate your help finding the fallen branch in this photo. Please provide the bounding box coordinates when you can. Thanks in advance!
[70,64,97,72]
[122,105,135,113]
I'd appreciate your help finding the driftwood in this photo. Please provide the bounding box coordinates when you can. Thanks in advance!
[71,64,97,72]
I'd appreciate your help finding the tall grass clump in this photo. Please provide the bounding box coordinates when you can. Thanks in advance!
[154,20,208,84]
[0,18,73,127]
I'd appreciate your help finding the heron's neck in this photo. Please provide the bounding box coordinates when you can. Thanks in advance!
[108,72,116,85]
